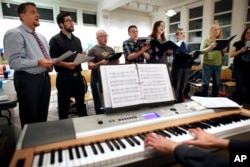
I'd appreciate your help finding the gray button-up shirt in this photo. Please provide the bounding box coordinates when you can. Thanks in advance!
[4,23,50,74]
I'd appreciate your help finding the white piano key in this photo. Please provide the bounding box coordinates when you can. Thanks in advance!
[32,154,40,167]
[85,145,101,167]
[79,145,93,167]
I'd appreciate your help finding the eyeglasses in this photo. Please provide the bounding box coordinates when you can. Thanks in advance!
[64,19,74,23]
[98,35,109,38]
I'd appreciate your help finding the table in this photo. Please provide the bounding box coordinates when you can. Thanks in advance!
[0,80,18,125]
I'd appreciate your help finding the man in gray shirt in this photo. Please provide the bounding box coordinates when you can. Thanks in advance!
[4,2,53,128]
[88,30,119,114]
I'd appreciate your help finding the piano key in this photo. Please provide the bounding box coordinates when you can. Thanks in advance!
[79,145,92,167]
[96,142,105,153]
[111,139,120,150]
[124,136,135,147]
[58,149,63,163]
[116,138,126,149]
[129,135,141,145]
[38,152,44,167]
[90,143,98,155]
[105,140,114,151]
[50,150,55,165]
[74,146,81,159]
[32,154,40,167]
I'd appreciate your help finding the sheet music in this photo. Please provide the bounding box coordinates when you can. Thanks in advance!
[52,50,76,63]
[191,96,241,108]
[137,64,175,103]
[105,64,143,108]
[73,54,94,65]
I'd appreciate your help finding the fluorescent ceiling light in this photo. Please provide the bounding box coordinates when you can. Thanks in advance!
[165,9,176,17]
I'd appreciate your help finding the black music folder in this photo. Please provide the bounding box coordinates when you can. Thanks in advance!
[178,50,201,60]
[105,52,123,61]
[150,40,179,56]
[133,37,152,52]
[213,34,237,50]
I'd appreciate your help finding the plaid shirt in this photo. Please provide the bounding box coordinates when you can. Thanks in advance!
[123,38,145,64]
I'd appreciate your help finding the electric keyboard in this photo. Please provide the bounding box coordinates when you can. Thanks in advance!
[10,102,250,167]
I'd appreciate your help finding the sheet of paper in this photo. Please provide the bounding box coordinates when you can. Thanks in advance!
[73,54,94,65]
[137,64,175,103]
[191,96,241,108]
[105,64,143,108]
[52,50,76,63]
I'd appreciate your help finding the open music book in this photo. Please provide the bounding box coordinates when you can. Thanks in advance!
[133,37,152,52]
[150,40,179,57]
[99,64,175,109]
[213,35,237,50]
[105,52,123,61]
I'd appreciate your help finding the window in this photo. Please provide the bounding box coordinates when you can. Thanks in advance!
[246,0,250,27]
[82,11,97,26]
[214,0,232,66]
[188,6,203,64]
[1,2,53,22]
[60,8,77,24]
[168,12,180,41]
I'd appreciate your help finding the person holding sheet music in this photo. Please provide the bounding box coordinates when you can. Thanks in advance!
[147,20,173,64]
[171,28,192,103]
[230,27,250,105]
[49,12,88,119]
[200,24,227,97]
[123,25,150,64]
[4,2,54,128]
[88,30,119,114]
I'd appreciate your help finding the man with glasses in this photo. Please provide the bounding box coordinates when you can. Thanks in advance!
[123,25,150,64]
[49,12,88,119]
[88,30,119,114]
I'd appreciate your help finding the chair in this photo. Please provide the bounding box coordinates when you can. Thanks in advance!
[70,70,93,111]
[81,70,93,109]
[49,73,57,102]
[220,68,236,98]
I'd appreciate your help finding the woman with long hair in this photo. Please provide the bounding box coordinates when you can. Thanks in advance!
[230,27,250,104]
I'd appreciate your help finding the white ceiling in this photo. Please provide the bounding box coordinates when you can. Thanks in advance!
[71,0,200,14]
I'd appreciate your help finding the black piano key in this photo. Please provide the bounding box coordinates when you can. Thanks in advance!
[38,152,44,167]
[111,139,120,150]
[81,145,88,157]
[158,130,171,138]
[138,133,145,140]
[165,128,178,136]
[58,149,63,163]
[129,136,141,145]
[68,147,74,160]
[124,136,135,147]
[174,127,187,134]
[90,143,98,155]
[106,140,114,151]
[116,138,126,149]
[96,142,105,153]
[50,150,55,164]
[74,146,81,158]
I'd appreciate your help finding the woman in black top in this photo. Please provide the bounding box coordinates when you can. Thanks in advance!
[230,27,250,104]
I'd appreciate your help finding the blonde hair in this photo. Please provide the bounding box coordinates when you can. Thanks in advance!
[209,24,223,42]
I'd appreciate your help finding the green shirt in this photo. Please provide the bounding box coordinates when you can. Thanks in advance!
[200,38,222,66]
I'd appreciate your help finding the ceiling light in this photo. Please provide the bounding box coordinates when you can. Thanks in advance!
[165,9,176,17]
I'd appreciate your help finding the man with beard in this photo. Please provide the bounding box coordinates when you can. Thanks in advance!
[49,12,87,119]
[4,2,54,128]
